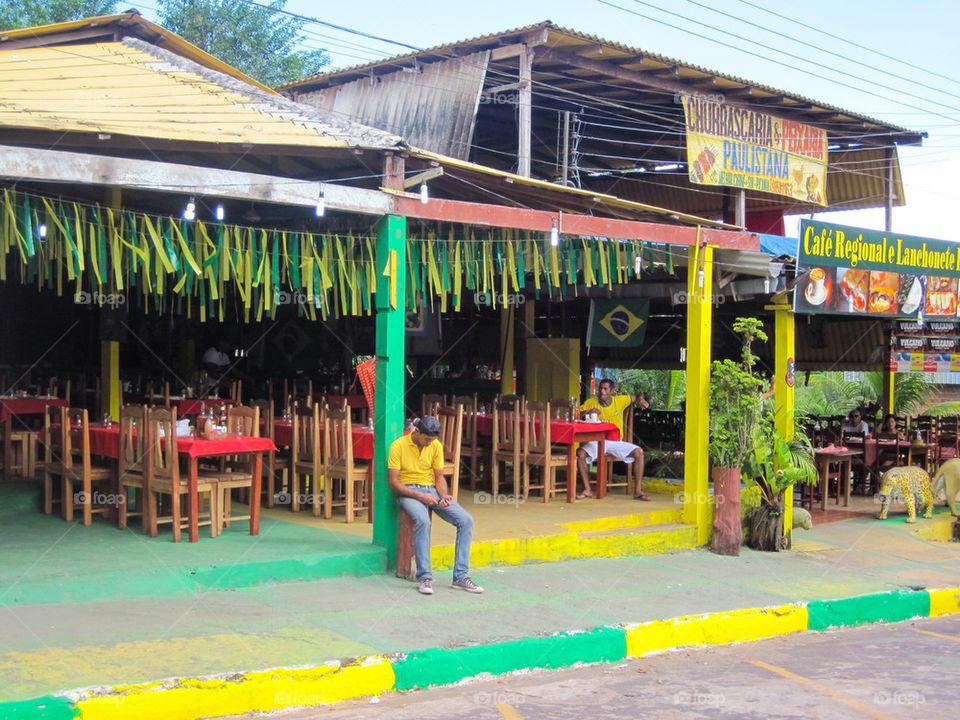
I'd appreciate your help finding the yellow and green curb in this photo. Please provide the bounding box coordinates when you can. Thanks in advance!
[6,587,958,720]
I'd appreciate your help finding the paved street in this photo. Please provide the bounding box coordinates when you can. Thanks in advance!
[229,614,959,719]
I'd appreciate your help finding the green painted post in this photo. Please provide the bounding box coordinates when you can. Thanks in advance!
[372,214,407,567]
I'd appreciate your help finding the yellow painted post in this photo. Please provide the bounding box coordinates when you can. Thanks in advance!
[683,244,713,544]
[101,188,122,420]
[771,303,796,545]
[499,306,515,395]
[887,370,896,415]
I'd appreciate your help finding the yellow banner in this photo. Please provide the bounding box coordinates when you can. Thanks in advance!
[682,95,828,206]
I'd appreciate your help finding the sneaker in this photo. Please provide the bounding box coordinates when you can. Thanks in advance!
[418,578,434,595]
[451,577,484,593]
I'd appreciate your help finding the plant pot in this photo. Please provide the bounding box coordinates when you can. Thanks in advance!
[745,501,786,551]
[710,466,742,556]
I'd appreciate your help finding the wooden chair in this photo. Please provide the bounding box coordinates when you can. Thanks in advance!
[291,402,322,514]
[3,424,35,479]
[491,399,523,499]
[215,405,260,530]
[524,401,567,501]
[452,394,485,490]
[61,408,113,525]
[937,416,959,464]
[607,404,637,494]
[229,380,243,405]
[323,406,369,522]
[911,416,937,472]
[117,405,150,531]
[41,405,65,515]
[147,407,218,542]
[421,394,445,417]
[437,405,464,500]
[252,399,289,508]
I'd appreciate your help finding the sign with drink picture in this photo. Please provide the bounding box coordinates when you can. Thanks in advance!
[795,219,960,318]
[889,318,960,372]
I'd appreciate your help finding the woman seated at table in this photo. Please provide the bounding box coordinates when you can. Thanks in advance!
[878,413,905,440]
[842,408,870,436]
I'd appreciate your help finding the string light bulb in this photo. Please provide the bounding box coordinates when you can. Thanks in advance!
[420,182,429,204]
[183,197,196,221]
[38,223,47,240]
[550,220,559,247]
[634,254,642,275]
[315,189,325,217]
[215,204,225,221]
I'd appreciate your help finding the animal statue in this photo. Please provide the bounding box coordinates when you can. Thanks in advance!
[932,459,960,516]
[792,507,813,530]
[877,466,935,523]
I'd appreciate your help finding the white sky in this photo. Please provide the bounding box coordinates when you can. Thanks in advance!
[136,0,958,241]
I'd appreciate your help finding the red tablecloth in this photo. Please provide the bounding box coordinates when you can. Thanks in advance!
[0,396,67,421]
[272,420,374,460]
[176,398,231,416]
[324,395,368,409]
[83,424,275,459]
[473,414,620,444]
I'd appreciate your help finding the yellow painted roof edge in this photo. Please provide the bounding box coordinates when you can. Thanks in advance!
[0,12,275,95]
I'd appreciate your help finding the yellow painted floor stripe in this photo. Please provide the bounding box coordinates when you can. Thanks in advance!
[497,703,524,720]
[911,627,960,643]
[751,660,893,720]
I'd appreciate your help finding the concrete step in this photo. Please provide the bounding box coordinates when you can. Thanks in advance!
[561,506,684,533]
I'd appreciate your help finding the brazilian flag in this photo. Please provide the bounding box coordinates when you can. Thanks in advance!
[586,298,649,348]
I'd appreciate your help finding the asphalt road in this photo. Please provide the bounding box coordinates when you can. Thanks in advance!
[225,614,959,719]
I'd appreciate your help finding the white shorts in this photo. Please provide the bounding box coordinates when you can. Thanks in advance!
[579,440,641,464]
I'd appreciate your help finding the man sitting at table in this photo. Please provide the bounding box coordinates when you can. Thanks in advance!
[388,416,483,596]
[842,408,870,436]
[576,379,649,500]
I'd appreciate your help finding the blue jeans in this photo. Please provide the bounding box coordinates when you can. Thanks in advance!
[398,485,474,582]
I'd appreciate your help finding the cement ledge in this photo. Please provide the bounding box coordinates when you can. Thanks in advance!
[6,586,958,720]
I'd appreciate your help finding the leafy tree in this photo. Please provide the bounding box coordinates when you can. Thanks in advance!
[157,0,329,87]
[0,0,117,29]
[612,369,685,410]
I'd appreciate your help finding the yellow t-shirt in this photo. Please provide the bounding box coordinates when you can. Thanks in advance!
[579,395,632,438]
[387,434,444,486]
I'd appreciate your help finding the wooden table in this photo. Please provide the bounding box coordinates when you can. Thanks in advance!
[813,447,862,511]
[473,414,620,501]
[82,424,274,542]
[1,396,68,480]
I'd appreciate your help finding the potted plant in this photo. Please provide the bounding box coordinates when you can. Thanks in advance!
[708,317,766,556]
[742,414,818,551]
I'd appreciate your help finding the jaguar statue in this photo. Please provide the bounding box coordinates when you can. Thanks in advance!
[877,466,934,523]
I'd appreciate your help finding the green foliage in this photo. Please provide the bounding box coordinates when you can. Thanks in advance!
[743,408,818,506]
[0,0,116,29]
[611,369,685,410]
[709,318,765,468]
[796,371,936,419]
[158,0,330,87]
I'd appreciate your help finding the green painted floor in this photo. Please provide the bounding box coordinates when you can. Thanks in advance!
[0,483,384,607]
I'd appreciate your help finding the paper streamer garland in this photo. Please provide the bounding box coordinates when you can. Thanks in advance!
[0,188,676,321]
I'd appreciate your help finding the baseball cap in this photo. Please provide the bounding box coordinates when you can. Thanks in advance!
[413,416,441,436]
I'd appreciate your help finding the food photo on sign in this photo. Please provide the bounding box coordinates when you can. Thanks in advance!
[835,267,868,313]
[868,271,899,314]
[797,266,834,310]
[897,275,925,316]
[924,276,958,316]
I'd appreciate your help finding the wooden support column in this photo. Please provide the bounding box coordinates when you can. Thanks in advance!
[683,243,714,544]
[499,307,515,395]
[372,213,408,566]
[518,45,533,178]
[771,302,796,547]
[101,187,121,420]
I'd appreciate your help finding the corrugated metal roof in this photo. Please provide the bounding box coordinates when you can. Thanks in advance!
[0,12,274,94]
[286,20,923,144]
[0,38,402,149]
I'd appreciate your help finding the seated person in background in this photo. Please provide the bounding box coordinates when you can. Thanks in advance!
[577,378,649,500]
[201,341,232,374]
[879,413,905,440]
[842,408,870,436]
[388,416,482,596]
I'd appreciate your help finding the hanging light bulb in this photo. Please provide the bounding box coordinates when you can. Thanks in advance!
[550,220,559,247]
[634,253,642,275]
[315,189,326,217]
[183,197,196,221]
[420,182,429,204]
[215,204,225,221]
[697,265,705,289]
[38,223,47,240]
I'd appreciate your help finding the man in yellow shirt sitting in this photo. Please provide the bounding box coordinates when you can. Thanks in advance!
[577,378,649,500]
[388,416,482,596]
